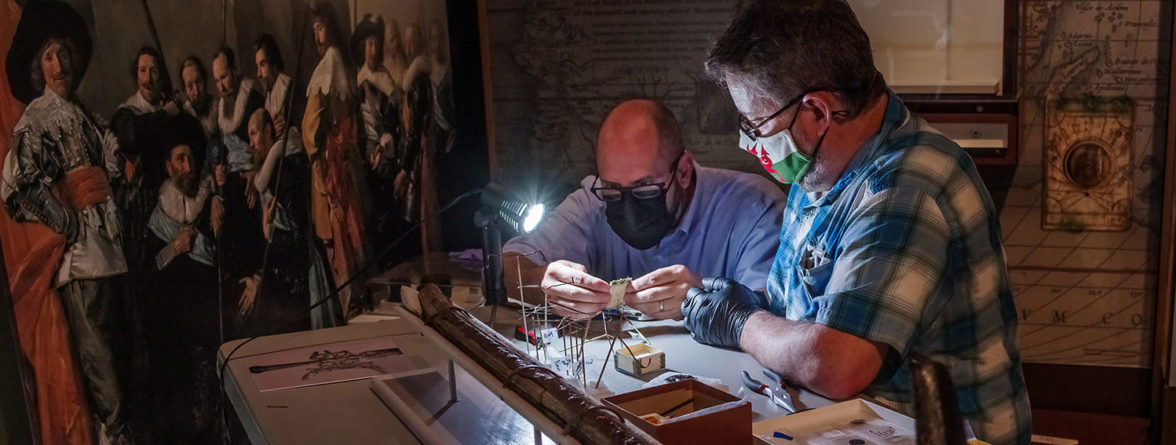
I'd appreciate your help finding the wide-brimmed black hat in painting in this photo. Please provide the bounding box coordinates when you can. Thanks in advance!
[6,0,93,104]
[143,113,208,190]
[350,13,385,69]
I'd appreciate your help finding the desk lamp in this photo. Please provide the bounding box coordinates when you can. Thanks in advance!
[475,182,545,326]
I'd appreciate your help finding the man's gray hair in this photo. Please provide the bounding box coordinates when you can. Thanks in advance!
[705,0,884,118]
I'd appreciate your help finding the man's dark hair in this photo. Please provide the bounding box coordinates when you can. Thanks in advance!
[705,0,885,118]
[153,114,207,184]
[29,37,77,93]
[310,2,340,45]
[213,46,237,72]
[129,45,173,94]
[254,34,284,72]
[179,55,206,83]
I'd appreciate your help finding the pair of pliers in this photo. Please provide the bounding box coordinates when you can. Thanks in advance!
[741,369,797,413]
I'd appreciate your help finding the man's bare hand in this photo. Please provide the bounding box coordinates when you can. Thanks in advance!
[273,114,287,135]
[369,147,382,171]
[624,264,702,320]
[392,169,408,197]
[262,198,277,240]
[239,276,260,315]
[172,226,196,255]
[541,260,611,319]
[242,171,258,209]
[124,159,137,182]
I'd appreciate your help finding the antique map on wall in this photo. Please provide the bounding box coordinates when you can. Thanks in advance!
[486,0,746,184]
[1010,1,1167,367]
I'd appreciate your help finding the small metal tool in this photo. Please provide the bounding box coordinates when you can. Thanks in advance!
[761,368,797,413]
[741,370,796,413]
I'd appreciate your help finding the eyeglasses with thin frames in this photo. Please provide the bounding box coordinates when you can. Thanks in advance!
[739,71,879,141]
[739,92,806,142]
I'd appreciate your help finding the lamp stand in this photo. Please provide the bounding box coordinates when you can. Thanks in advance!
[475,210,505,328]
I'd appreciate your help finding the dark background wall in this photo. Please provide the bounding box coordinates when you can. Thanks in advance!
[57,0,318,119]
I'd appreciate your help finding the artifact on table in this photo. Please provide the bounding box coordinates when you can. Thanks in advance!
[609,277,632,308]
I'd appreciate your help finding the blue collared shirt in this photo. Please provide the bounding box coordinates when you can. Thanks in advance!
[766,92,1030,445]
[503,165,787,289]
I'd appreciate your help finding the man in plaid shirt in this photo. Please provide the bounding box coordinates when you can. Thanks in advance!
[681,1,1030,444]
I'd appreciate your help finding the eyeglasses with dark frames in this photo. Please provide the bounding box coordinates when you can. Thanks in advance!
[591,152,685,202]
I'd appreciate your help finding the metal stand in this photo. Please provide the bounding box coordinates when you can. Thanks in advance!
[448,360,457,404]
[475,210,505,329]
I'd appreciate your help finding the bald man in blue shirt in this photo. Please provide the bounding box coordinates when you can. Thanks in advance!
[504,99,787,320]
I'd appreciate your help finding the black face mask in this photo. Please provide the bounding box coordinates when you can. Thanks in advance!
[605,190,675,250]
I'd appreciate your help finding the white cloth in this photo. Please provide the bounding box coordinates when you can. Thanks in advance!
[158,175,213,225]
[265,72,291,118]
[253,138,301,195]
[383,55,408,89]
[149,178,216,268]
[357,65,395,96]
[218,77,257,135]
[182,101,218,138]
[120,90,160,114]
[306,47,352,101]
[400,55,429,91]
[2,89,128,286]
[252,139,301,232]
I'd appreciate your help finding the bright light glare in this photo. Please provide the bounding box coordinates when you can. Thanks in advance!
[522,204,545,232]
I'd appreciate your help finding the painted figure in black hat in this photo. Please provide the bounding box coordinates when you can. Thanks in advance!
[2,1,133,443]
[353,13,413,262]
[142,114,224,442]
[108,45,183,355]
[354,14,400,176]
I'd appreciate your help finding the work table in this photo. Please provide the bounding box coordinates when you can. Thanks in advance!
[218,303,836,444]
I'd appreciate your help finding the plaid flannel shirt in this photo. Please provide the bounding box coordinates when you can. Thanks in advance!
[764,92,1031,445]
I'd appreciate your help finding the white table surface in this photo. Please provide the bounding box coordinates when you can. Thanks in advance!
[218,303,834,444]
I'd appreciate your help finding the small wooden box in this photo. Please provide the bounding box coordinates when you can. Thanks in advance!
[613,343,665,377]
[602,379,752,444]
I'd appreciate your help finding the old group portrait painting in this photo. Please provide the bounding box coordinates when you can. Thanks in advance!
[0,0,470,443]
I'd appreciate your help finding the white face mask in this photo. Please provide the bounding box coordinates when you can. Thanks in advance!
[739,128,812,184]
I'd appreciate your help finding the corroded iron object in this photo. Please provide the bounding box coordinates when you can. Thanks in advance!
[417,284,657,445]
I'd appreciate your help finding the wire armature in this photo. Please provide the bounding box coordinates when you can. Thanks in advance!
[505,248,654,389]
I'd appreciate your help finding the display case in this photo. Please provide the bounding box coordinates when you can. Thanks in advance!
[850,0,1019,165]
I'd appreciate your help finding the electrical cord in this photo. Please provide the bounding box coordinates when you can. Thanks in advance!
[217,7,311,441]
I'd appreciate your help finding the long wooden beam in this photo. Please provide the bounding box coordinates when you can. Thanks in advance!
[417,284,656,445]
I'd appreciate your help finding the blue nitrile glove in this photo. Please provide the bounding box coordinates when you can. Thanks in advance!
[681,277,768,349]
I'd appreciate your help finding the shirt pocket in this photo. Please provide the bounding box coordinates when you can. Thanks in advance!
[795,249,834,318]
[798,260,833,298]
